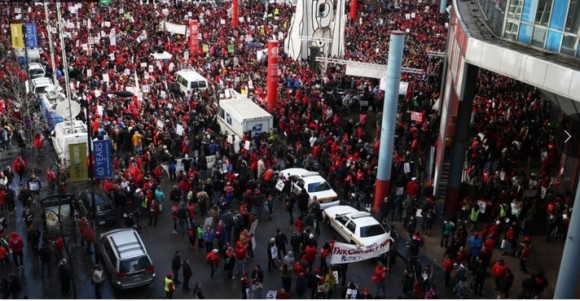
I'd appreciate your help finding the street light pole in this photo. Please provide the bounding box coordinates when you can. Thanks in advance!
[83,96,100,298]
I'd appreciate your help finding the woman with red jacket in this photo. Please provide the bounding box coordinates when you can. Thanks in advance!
[372,261,387,297]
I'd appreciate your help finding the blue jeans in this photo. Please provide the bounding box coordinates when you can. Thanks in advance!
[375,281,386,297]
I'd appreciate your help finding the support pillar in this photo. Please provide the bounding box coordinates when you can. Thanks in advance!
[266,41,279,113]
[374,31,406,213]
[555,179,580,298]
[444,64,478,217]
[439,0,448,14]
[232,0,239,28]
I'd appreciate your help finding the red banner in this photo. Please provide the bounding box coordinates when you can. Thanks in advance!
[232,0,239,28]
[266,40,279,113]
[188,20,199,56]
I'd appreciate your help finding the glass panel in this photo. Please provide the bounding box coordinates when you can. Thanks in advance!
[535,0,553,26]
[508,0,524,19]
[518,23,534,43]
[561,35,578,55]
[532,26,547,47]
[549,0,568,30]
[565,0,580,33]
[546,30,563,51]
[505,20,520,40]
[522,0,538,22]
[478,0,507,34]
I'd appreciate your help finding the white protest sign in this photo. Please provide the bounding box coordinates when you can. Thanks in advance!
[206,155,216,169]
[176,124,184,136]
[102,73,110,82]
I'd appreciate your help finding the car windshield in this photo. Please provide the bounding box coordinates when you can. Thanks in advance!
[360,224,386,238]
[307,181,331,193]
[87,193,112,212]
[120,256,151,273]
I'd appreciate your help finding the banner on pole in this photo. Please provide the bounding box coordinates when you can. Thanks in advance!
[93,139,113,179]
[10,24,24,49]
[69,143,88,182]
[24,23,38,48]
[329,236,391,264]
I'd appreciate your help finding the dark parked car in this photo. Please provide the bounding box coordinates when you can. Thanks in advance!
[76,191,117,227]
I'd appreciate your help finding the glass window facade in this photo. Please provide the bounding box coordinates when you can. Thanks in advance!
[479,0,580,57]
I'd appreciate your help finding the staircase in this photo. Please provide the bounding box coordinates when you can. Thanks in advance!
[436,161,451,203]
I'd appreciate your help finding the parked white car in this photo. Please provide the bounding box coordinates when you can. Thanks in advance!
[323,205,389,247]
[280,168,339,209]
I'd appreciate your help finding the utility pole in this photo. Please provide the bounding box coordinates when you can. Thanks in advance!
[43,0,58,84]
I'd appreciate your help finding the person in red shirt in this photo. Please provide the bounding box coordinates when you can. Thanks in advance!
[295,215,304,233]
[492,259,509,291]
[235,240,249,276]
[8,231,24,267]
[442,255,454,286]
[406,177,420,203]
[372,261,387,297]
[518,237,532,273]
[54,234,65,262]
[206,249,220,278]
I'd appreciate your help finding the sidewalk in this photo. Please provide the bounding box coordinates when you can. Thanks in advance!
[390,213,564,298]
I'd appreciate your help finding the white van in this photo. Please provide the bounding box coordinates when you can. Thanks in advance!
[15,48,41,64]
[174,69,209,95]
[28,62,46,79]
[50,120,89,166]
[217,90,273,139]
[31,77,54,95]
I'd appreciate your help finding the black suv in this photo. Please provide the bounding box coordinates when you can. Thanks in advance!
[76,191,117,227]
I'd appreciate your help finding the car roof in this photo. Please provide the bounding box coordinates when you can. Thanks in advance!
[325,206,379,225]
[31,77,53,87]
[103,229,147,259]
[28,62,44,69]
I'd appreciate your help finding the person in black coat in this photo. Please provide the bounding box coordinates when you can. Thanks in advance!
[8,274,21,299]
[275,229,288,260]
[58,259,72,295]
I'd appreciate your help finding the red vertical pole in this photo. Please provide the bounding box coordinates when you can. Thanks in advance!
[350,0,357,21]
[232,0,239,28]
[266,40,279,113]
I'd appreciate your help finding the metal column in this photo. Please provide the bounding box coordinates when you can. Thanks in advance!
[555,181,580,298]
[374,31,406,212]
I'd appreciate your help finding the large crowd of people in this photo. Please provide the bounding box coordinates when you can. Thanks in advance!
[0,0,566,298]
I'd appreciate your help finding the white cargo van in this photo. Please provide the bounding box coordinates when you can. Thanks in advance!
[15,48,41,64]
[50,120,89,166]
[217,91,273,139]
[175,69,209,95]
[31,77,54,95]
[28,62,46,79]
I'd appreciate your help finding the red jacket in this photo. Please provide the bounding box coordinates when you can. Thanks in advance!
[8,232,23,253]
[235,242,248,260]
[492,262,508,278]
[305,245,317,263]
[373,265,387,283]
[443,258,454,272]
[206,251,219,266]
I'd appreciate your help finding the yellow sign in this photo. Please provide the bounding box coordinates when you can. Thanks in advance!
[10,24,24,49]
[69,143,88,182]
